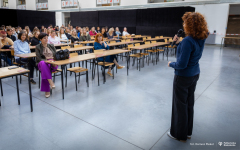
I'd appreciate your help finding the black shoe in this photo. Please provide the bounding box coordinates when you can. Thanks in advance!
[30,79,36,85]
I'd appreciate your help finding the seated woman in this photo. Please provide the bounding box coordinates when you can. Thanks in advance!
[48,30,61,45]
[101,28,107,38]
[115,27,121,38]
[36,33,58,98]
[14,31,37,84]
[30,31,40,46]
[107,28,116,39]
[97,27,101,33]
[89,27,97,36]
[71,30,80,44]
[94,33,124,77]
[0,31,14,66]
[59,28,68,43]
[77,28,82,38]
[79,28,91,41]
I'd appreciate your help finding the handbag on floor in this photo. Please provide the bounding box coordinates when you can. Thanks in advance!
[54,49,70,60]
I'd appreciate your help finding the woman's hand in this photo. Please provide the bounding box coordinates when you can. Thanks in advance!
[168,61,171,67]
[173,35,180,44]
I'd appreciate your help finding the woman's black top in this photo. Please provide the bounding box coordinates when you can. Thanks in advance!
[102,32,107,38]
[30,37,40,46]
[71,36,80,43]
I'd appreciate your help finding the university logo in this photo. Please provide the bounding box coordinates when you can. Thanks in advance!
[218,142,223,146]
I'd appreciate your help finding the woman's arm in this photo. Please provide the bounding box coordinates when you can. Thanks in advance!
[169,39,193,70]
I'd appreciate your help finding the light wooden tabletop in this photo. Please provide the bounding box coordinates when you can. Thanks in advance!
[145,37,173,41]
[46,49,130,66]
[0,67,30,78]
[108,40,142,47]
[130,42,168,50]
[122,36,148,39]
[0,49,13,52]
[15,53,36,58]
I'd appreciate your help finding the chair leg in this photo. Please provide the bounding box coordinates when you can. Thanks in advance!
[78,72,80,84]
[39,71,40,89]
[75,73,77,91]
[87,71,89,87]
[20,75,22,84]
[65,70,68,87]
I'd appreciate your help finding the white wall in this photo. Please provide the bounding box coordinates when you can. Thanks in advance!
[48,0,62,10]
[8,0,16,9]
[79,0,96,8]
[26,0,36,10]
[191,4,230,44]
[56,12,63,27]
[121,0,147,6]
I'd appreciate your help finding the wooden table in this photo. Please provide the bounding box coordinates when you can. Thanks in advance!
[0,67,33,111]
[221,37,240,49]
[122,36,148,39]
[145,37,172,41]
[46,49,130,99]
[108,40,143,47]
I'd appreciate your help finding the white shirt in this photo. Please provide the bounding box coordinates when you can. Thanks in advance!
[59,34,68,40]
[48,36,61,44]
[123,31,130,36]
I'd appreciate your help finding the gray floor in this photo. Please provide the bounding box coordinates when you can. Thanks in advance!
[0,45,239,150]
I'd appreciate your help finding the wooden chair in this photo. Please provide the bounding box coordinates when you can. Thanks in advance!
[121,40,126,42]
[135,43,140,46]
[160,36,163,38]
[126,39,130,42]
[61,46,70,49]
[65,53,89,91]
[151,41,157,44]
[155,36,160,38]
[142,37,147,42]
[129,44,143,71]
[147,36,151,39]
[145,41,151,45]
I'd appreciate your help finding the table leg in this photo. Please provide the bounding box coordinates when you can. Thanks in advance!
[0,79,3,96]
[127,52,129,76]
[28,73,33,112]
[167,46,169,61]
[97,59,100,86]
[61,65,65,99]
[16,76,20,105]
[103,57,105,84]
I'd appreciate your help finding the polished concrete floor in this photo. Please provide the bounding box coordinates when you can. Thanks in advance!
[0,45,239,150]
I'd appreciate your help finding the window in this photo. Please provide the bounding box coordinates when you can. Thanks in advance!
[16,0,26,9]
[61,0,78,9]
[1,0,8,8]
[36,0,48,10]
[96,0,120,7]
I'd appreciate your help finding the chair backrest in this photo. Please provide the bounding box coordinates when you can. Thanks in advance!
[151,41,156,44]
[127,35,131,37]
[143,37,147,41]
[128,44,134,50]
[122,36,126,39]
[126,39,130,42]
[147,36,151,39]
[110,41,116,44]
[11,50,14,56]
[145,41,151,45]
[61,46,70,49]
[121,40,126,42]
[164,39,168,43]
[74,44,83,48]
[94,49,104,53]
[169,38,173,42]
[135,43,140,46]
[70,53,78,57]
[155,36,160,38]
[160,36,163,38]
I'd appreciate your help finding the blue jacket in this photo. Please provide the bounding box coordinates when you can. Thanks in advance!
[94,42,110,62]
[77,32,81,38]
[170,36,206,77]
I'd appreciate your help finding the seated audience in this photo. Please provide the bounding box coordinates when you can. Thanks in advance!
[36,33,58,98]
[48,30,61,45]
[115,27,121,37]
[77,28,82,38]
[101,28,107,38]
[7,28,16,42]
[12,28,18,40]
[71,30,80,44]
[89,27,97,36]
[31,31,40,46]
[105,26,108,32]
[47,28,51,36]
[14,31,37,84]
[79,28,91,41]
[107,28,116,39]
[0,31,13,66]
[94,33,124,77]
[59,28,68,42]
[41,26,45,32]
[97,27,101,33]
[65,28,72,39]
[86,27,89,33]
[123,27,130,36]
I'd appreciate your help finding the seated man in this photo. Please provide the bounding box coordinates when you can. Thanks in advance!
[0,31,13,66]
[7,28,16,42]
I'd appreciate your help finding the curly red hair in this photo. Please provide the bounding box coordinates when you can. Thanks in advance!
[95,33,103,43]
[182,12,209,40]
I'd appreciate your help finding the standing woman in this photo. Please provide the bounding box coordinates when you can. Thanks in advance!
[94,33,124,77]
[167,12,208,142]
[36,33,58,98]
